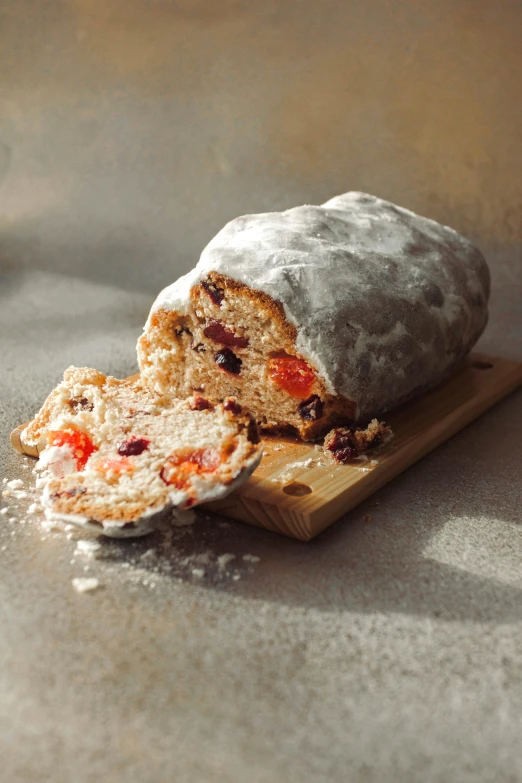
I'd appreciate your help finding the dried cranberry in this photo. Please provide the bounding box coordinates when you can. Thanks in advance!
[203,319,249,348]
[214,348,242,375]
[201,279,224,306]
[68,397,94,412]
[190,395,214,411]
[298,395,324,421]
[117,436,150,456]
[324,428,360,463]
[223,399,242,415]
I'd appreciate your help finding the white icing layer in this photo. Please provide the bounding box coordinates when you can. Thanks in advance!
[147,192,489,418]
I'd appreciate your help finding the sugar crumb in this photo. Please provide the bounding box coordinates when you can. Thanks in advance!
[243,554,260,563]
[191,567,205,578]
[75,540,102,556]
[7,479,24,490]
[72,577,100,593]
[217,553,236,569]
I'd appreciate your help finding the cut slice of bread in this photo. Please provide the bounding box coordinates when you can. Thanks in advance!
[22,367,262,537]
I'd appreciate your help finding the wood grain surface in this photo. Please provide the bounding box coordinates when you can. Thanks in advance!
[10,354,522,540]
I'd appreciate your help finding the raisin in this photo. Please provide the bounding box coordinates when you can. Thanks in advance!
[201,279,224,306]
[298,395,324,421]
[215,348,242,375]
[190,395,214,411]
[247,419,260,444]
[125,409,151,419]
[68,397,94,412]
[117,436,150,456]
[52,486,87,500]
[203,319,249,348]
[223,399,242,415]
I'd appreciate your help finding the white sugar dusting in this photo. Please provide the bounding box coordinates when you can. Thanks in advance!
[148,191,489,420]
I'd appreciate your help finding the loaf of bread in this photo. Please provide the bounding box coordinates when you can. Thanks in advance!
[22,367,262,537]
[139,192,490,440]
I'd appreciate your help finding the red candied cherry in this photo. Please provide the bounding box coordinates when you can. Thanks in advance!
[203,319,249,348]
[267,356,316,399]
[48,429,97,471]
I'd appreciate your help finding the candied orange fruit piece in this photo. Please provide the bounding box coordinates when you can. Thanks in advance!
[95,456,135,474]
[160,448,222,489]
[48,429,97,470]
[267,356,316,399]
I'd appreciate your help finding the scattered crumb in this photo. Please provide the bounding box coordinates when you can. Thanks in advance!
[8,517,16,523]
[2,491,10,498]
[191,567,205,579]
[64,525,75,532]
[243,554,260,563]
[287,457,315,469]
[2,478,7,484]
[1,545,6,551]
[172,508,196,527]
[27,503,39,514]
[273,445,284,452]
[7,479,24,490]
[232,574,241,581]
[75,540,102,556]
[0,508,9,516]
[217,553,236,569]
[13,491,28,499]
[364,514,372,522]
[370,459,379,466]
[72,577,100,593]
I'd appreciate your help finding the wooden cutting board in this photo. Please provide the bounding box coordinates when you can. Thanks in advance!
[10,353,522,541]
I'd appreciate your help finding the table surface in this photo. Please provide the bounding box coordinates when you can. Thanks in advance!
[1,3,522,781]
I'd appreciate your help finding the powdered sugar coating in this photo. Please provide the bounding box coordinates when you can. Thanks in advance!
[149,192,490,418]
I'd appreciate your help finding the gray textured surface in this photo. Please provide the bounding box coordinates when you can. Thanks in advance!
[1,2,522,782]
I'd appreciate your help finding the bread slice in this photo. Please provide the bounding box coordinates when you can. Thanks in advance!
[22,367,262,537]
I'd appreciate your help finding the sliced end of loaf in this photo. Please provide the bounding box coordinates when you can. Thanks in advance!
[138,272,355,440]
[27,367,262,536]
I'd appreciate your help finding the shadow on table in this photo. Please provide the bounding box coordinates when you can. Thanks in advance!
[103,389,522,625]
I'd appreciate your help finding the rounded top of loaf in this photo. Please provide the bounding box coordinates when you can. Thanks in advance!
[149,192,490,418]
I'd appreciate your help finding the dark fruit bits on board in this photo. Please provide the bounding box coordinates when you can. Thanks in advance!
[117,436,151,456]
[298,395,324,421]
[214,348,242,375]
